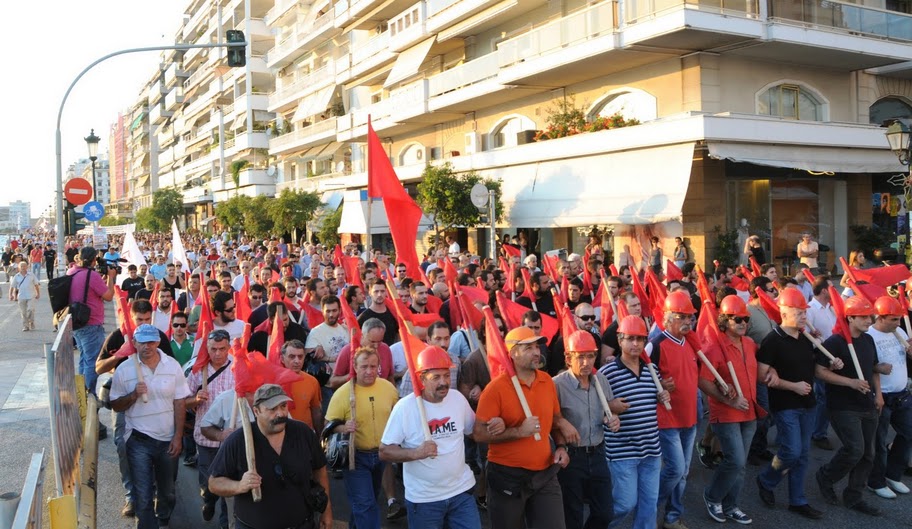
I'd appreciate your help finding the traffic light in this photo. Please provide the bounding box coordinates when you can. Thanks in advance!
[65,207,88,236]
[226,30,246,67]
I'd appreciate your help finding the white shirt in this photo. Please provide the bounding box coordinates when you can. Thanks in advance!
[201,389,255,430]
[305,323,350,371]
[213,318,246,341]
[867,326,909,394]
[231,272,255,292]
[152,307,172,334]
[448,241,460,256]
[380,390,476,503]
[806,298,836,342]
[110,351,192,442]
[390,341,408,376]
[11,272,39,300]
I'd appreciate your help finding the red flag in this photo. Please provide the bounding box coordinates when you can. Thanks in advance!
[443,258,459,285]
[629,267,650,321]
[241,323,252,351]
[695,265,714,306]
[233,349,301,397]
[341,298,362,346]
[559,276,569,305]
[847,279,887,303]
[367,119,422,280]
[828,285,853,343]
[754,287,782,324]
[166,299,179,340]
[617,300,630,321]
[739,265,755,282]
[520,267,535,301]
[299,297,324,328]
[267,310,286,366]
[730,275,750,292]
[749,256,762,278]
[195,288,214,341]
[455,287,484,330]
[113,286,138,358]
[498,257,514,294]
[149,280,161,312]
[335,244,364,288]
[459,285,488,305]
[399,327,428,396]
[644,267,667,327]
[449,287,465,331]
[558,301,577,351]
[666,259,683,282]
[482,306,515,379]
[502,244,521,259]
[192,319,213,374]
[333,245,345,267]
[609,264,619,277]
[426,294,443,314]
[597,270,615,334]
[494,291,559,342]
[236,276,252,323]
[849,263,910,288]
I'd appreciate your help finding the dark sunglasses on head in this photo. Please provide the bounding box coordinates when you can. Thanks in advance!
[578,315,596,321]
[172,322,187,328]
[728,316,750,324]
[208,330,230,340]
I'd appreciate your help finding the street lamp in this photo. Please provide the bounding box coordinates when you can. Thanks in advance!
[885,118,912,167]
[84,128,100,201]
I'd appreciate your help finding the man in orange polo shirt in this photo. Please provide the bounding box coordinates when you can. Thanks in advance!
[473,327,573,529]
[280,339,323,432]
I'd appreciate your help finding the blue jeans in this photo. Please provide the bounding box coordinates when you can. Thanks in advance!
[705,421,756,512]
[126,433,176,529]
[868,391,912,488]
[405,489,481,529]
[812,379,829,440]
[657,425,697,523]
[30,262,40,279]
[74,324,106,395]
[342,450,385,529]
[198,445,229,528]
[558,447,613,529]
[750,383,773,456]
[758,407,814,506]
[113,410,134,502]
[609,456,661,529]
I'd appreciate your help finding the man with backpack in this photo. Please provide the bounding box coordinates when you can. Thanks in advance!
[68,246,117,402]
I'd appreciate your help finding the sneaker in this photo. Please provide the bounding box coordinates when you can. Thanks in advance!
[386,499,406,520]
[663,520,690,529]
[815,468,838,505]
[121,500,135,517]
[98,423,108,441]
[725,508,752,525]
[703,494,726,523]
[788,504,823,519]
[183,455,197,467]
[22,327,28,332]
[849,500,881,516]
[812,437,834,451]
[698,444,716,469]
[886,478,910,494]
[868,485,897,499]
[756,477,775,507]
[202,501,215,521]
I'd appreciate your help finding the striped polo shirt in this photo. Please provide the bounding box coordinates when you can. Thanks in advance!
[599,357,662,461]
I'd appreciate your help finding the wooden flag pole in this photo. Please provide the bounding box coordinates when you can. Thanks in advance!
[846,343,865,383]
[694,348,731,395]
[238,397,262,502]
[132,355,149,403]
[348,381,356,470]
[727,361,744,398]
[800,327,838,363]
[509,375,542,441]
[591,374,613,420]
[894,330,910,350]
[229,395,238,429]
[646,362,672,411]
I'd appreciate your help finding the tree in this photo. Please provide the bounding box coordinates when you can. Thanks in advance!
[214,195,252,229]
[243,195,274,238]
[99,216,130,227]
[135,188,185,231]
[134,207,158,232]
[416,162,503,237]
[317,204,342,247]
[268,189,322,237]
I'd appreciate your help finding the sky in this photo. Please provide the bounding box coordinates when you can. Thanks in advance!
[0,0,188,219]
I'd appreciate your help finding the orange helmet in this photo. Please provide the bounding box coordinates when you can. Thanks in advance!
[874,296,905,317]
[415,346,454,372]
[719,295,749,317]
[843,296,875,317]
[566,330,597,352]
[777,287,808,310]
[618,315,648,337]
[664,290,696,314]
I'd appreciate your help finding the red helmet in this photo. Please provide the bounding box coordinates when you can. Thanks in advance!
[874,296,905,317]
[415,346,454,372]
[843,296,875,317]
[566,330,597,352]
[777,287,808,310]
[719,295,749,317]
[618,315,648,337]
[664,290,696,314]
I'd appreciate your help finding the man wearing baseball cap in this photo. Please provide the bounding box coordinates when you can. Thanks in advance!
[473,326,573,529]
[110,324,192,529]
[209,383,333,529]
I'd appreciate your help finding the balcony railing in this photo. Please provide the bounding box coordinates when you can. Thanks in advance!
[499,1,616,68]
[269,119,338,151]
[623,0,757,23]
[352,32,391,65]
[183,65,210,90]
[266,0,298,24]
[768,0,912,41]
[428,53,500,97]
[269,62,335,107]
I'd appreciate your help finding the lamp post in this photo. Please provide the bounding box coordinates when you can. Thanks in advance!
[84,129,100,202]
[885,118,912,265]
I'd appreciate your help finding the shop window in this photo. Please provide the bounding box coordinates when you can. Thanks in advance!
[757,83,825,121]
[489,115,536,149]
[588,89,658,122]
[869,96,912,125]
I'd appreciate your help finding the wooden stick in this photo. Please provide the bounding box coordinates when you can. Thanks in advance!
[726,361,744,398]
[904,314,912,337]
[132,354,149,403]
[696,350,730,394]
[531,300,538,312]
[202,364,209,393]
[238,397,262,502]
[801,330,837,362]
[416,396,433,442]
[646,363,672,410]
[229,395,238,430]
[591,374,613,420]
[846,343,865,382]
[348,381,356,470]
[509,375,542,441]
[895,330,911,350]
[604,285,618,323]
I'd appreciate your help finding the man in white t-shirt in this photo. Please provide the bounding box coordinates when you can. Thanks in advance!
[866,296,912,499]
[305,295,351,405]
[10,261,39,331]
[380,345,480,529]
[446,235,460,257]
[797,233,819,271]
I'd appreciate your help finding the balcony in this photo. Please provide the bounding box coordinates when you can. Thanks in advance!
[165,62,189,87]
[428,52,514,112]
[165,88,185,111]
[149,102,174,125]
[350,32,395,79]
[268,61,336,112]
[230,94,270,118]
[426,0,501,33]
[269,118,338,154]
[388,2,427,52]
[266,0,299,25]
[267,10,340,69]
[226,132,270,154]
[388,79,429,122]
[334,0,352,27]
[183,65,212,91]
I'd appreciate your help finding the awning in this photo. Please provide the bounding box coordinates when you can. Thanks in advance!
[135,175,151,189]
[130,113,146,131]
[706,142,905,173]
[338,189,434,234]
[493,142,696,227]
[291,86,336,123]
[384,37,435,87]
[201,216,216,225]
[314,142,343,160]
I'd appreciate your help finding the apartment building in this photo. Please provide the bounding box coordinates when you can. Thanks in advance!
[108,113,133,219]
[257,0,912,269]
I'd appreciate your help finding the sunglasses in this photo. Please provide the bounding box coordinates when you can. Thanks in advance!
[728,316,750,324]
[172,322,187,328]
[208,330,230,340]
[578,315,596,321]
[222,306,236,312]
[251,295,263,300]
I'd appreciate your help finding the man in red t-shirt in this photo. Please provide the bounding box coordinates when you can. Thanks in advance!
[29,244,43,279]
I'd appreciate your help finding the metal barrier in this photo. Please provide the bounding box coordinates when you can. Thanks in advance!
[9,450,46,529]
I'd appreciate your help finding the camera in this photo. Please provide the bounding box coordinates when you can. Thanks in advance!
[97,258,126,276]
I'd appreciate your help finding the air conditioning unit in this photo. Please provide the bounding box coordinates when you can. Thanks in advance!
[464,132,482,154]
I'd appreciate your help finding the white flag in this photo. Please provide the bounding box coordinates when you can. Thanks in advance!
[171,219,191,273]
[121,226,147,268]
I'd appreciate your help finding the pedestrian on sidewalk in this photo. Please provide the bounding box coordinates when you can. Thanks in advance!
[10,261,40,331]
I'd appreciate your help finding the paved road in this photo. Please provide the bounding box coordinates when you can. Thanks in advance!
[1,273,911,529]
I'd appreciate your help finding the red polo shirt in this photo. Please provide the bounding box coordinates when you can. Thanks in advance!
[650,331,698,429]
